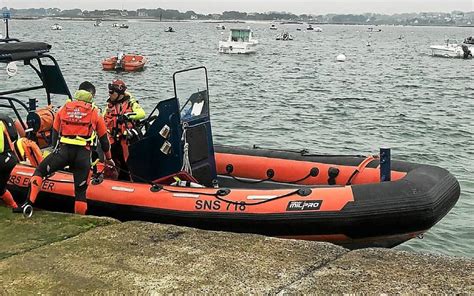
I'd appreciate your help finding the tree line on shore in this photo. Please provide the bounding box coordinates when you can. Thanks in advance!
[2,7,473,26]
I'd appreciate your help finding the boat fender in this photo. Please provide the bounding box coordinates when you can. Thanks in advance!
[328,167,340,185]
[297,188,312,196]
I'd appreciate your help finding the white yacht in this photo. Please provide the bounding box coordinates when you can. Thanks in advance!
[51,23,62,30]
[218,28,258,54]
[429,38,473,58]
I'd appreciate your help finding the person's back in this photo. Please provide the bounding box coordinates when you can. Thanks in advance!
[20,81,114,215]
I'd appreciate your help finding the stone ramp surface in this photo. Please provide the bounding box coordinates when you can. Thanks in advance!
[281,248,474,294]
[0,220,472,294]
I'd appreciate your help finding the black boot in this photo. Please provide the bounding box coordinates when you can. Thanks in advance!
[12,201,31,214]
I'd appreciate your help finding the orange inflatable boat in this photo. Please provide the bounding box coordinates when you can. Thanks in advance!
[6,143,459,249]
[101,54,147,72]
[0,39,461,250]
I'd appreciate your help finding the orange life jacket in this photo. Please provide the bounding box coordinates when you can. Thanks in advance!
[59,101,97,138]
[14,138,43,167]
[104,98,134,132]
[35,106,55,148]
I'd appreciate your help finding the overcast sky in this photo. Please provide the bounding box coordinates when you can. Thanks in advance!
[2,0,473,15]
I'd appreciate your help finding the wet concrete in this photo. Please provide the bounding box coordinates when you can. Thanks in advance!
[0,209,472,294]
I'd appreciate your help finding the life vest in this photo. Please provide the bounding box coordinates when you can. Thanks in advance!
[27,106,55,148]
[103,96,135,132]
[14,137,43,167]
[0,122,10,154]
[59,101,97,146]
[0,118,17,154]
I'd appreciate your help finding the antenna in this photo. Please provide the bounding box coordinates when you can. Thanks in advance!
[2,11,10,39]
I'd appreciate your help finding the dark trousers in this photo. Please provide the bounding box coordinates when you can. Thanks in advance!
[34,144,91,202]
[0,151,17,195]
[111,141,130,181]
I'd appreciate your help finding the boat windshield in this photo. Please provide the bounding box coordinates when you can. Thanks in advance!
[173,67,209,119]
[231,30,251,42]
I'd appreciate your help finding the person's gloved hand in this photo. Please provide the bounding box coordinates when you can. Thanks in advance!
[105,158,115,168]
[116,114,128,124]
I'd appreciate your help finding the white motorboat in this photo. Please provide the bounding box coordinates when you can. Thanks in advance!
[94,19,102,27]
[218,28,258,54]
[51,23,62,30]
[270,24,277,30]
[429,39,473,58]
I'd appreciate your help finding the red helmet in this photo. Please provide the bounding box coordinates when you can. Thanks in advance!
[108,79,127,94]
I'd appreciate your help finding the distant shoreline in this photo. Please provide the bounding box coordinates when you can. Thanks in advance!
[10,17,474,28]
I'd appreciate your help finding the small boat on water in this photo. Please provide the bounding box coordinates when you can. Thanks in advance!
[165,27,175,33]
[367,27,382,32]
[216,25,226,30]
[51,23,62,30]
[270,24,277,30]
[429,38,473,59]
[276,32,293,41]
[101,52,147,72]
[306,25,322,32]
[93,19,102,27]
[464,36,474,45]
[218,28,258,54]
[119,24,129,29]
[0,22,461,250]
[112,23,119,27]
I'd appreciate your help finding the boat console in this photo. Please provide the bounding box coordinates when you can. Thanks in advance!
[128,67,217,186]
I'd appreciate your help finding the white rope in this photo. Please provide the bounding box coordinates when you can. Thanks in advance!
[181,124,192,175]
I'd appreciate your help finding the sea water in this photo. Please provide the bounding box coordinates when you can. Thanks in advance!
[1,20,472,258]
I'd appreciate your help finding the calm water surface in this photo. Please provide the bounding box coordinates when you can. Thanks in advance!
[1,20,473,258]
